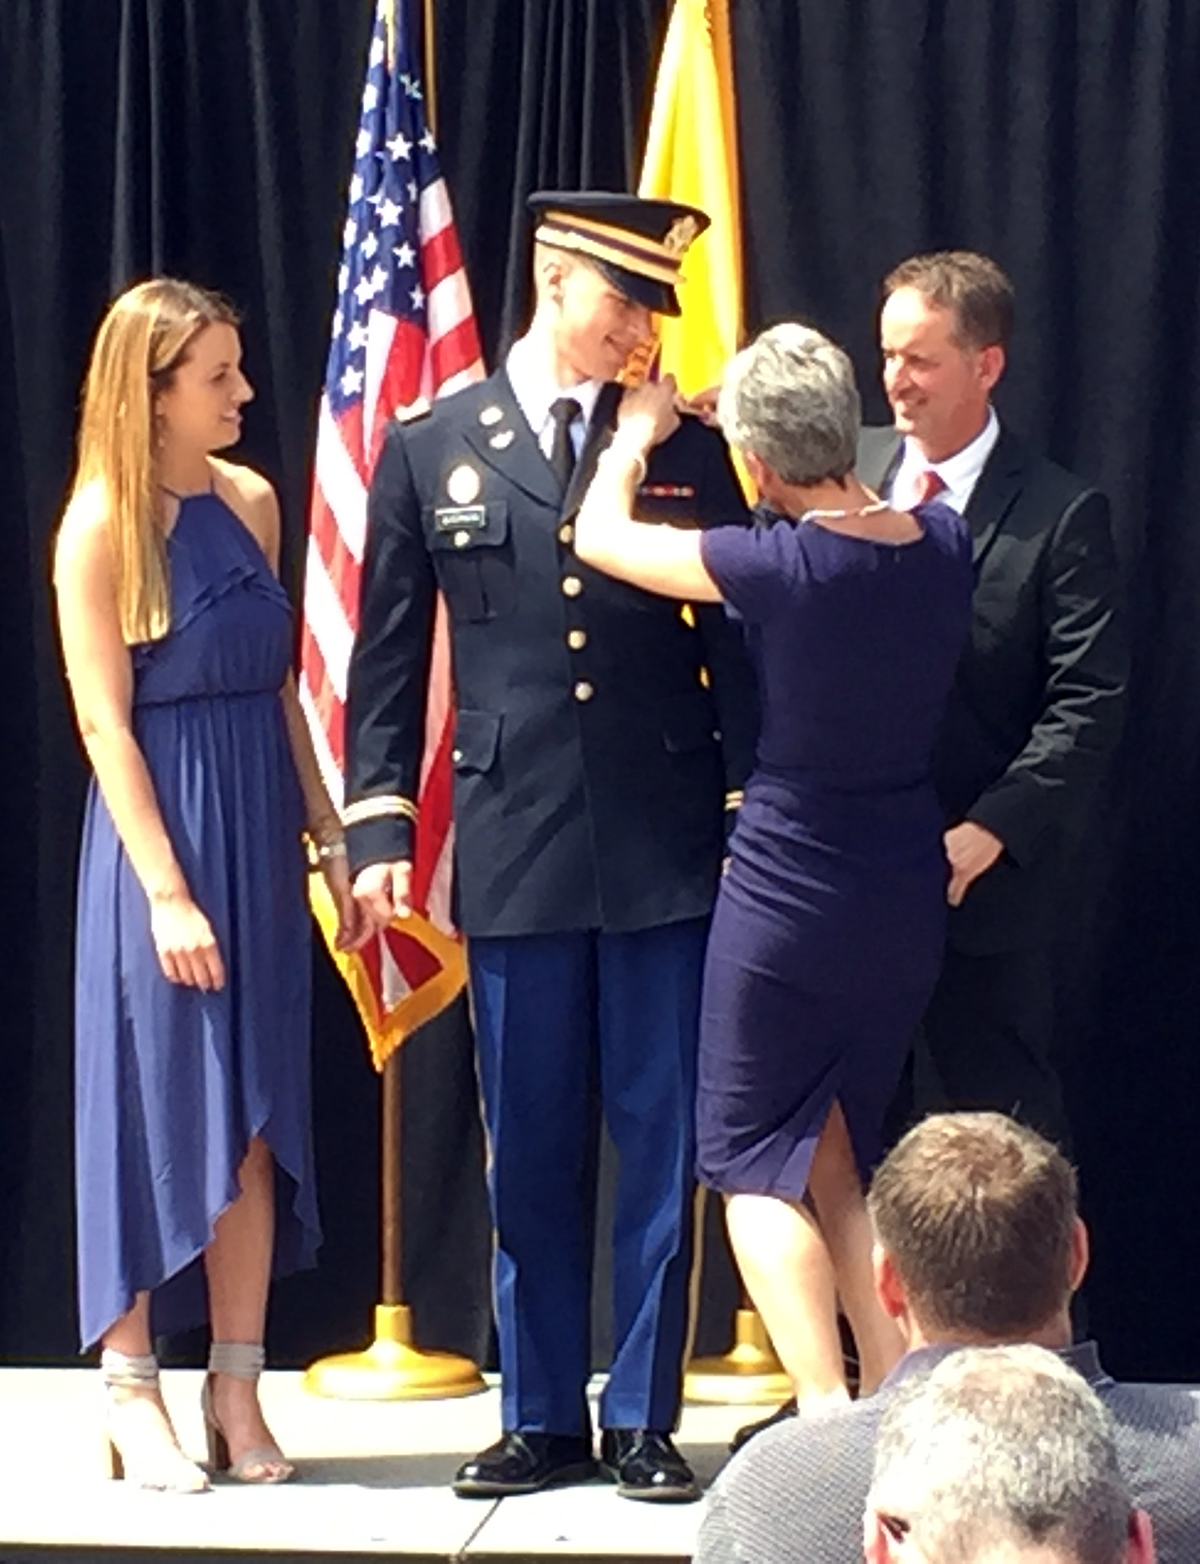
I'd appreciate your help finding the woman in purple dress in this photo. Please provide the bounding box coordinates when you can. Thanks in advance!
[54,279,366,1489]
[576,325,972,1414]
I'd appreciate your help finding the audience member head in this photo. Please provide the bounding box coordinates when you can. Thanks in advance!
[717,321,861,494]
[878,250,1011,463]
[70,278,242,644]
[864,1344,1154,1564]
[868,1112,1087,1346]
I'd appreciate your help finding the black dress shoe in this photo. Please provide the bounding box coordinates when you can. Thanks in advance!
[729,1397,798,1454]
[599,1428,699,1503]
[453,1431,598,1497]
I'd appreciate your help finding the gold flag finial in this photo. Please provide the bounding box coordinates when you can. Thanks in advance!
[384,0,397,71]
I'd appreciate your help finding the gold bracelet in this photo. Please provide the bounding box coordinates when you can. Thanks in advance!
[302,831,347,869]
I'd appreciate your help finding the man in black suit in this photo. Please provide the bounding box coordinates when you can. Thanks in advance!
[344,192,757,1501]
[857,251,1126,1149]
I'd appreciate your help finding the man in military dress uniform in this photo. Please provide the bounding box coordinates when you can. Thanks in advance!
[344,192,757,1501]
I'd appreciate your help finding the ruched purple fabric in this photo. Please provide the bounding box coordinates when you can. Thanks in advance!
[696,501,973,1196]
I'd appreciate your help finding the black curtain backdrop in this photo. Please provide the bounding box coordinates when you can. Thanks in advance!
[2,0,1199,1382]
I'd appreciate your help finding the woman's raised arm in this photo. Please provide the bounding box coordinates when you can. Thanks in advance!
[574,378,724,603]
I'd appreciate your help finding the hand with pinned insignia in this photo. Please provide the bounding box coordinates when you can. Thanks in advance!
[351,858,414,934]
[576,374,722,605]
[681,384,721,428]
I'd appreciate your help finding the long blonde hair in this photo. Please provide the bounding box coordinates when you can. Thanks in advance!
[69,278,240,643]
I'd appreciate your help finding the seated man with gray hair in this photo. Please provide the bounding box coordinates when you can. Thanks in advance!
[865,1344,1155,1564]
[697,1113,1200,1563]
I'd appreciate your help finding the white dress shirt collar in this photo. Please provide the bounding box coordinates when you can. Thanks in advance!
[505,335,604,457]
[891,405,1000,514]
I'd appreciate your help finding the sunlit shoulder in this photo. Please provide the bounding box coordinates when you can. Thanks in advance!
[211,457,280,564]
[55,478,113,578]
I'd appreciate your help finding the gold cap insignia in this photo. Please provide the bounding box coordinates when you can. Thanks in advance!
[663,215,700,258]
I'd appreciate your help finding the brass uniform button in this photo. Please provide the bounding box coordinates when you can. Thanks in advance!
[574,681,594,703]
[452,748,463,763]
[567,629,588,651]
[558,521,575,545]
[453,530,471,548]
[562,576,583,598]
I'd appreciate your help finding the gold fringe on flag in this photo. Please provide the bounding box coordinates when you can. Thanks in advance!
[309,875,466,1072]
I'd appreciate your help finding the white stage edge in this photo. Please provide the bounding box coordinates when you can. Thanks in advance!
[0,1368,750,1560]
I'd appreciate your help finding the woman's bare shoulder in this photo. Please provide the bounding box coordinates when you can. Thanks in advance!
[56,480,113,574]
[211,456,276,509]
[211,458,280,554]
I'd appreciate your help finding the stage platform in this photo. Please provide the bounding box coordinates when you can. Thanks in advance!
[0,1368,751,1562]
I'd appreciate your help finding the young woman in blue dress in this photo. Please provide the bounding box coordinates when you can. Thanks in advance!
[55,279,367,1489]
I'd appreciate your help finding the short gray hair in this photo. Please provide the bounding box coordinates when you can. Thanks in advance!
[716,322,860,486]
[867,1346,1133,1564]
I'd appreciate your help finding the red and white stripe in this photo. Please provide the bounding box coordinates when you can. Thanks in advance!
[301,170,484,1015]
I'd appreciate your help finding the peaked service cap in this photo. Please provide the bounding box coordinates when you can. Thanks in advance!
[528,190,710,317]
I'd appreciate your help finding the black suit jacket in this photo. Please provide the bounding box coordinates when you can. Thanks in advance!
[858,423,1127,952]
[345,368,759,938]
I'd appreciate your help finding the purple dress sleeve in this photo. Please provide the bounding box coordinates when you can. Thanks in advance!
[700,517,800,623]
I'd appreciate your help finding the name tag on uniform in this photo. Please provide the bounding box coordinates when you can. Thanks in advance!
[638,483,696,499]
[433,505,487,533]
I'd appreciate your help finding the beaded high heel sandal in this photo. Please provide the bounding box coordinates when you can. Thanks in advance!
[201,1342,295,1484]
[102,1348,210,1493]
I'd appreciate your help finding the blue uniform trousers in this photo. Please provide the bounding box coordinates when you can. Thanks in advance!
[468,919,706,1436]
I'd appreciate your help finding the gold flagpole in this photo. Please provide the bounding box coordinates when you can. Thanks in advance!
[304,1042,483,1400]
[637,0,787,1407]
[304,0,482,1402]
[423,0,438,137]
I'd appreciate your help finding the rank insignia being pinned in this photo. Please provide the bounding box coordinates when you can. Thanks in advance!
[479,405,504,427]
[489,429,515,450]
[446,463,482,505]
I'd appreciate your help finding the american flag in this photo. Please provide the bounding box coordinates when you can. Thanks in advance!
[300,0,484,1068]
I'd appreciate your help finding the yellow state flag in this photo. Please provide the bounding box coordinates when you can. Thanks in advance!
[638,0,742,400]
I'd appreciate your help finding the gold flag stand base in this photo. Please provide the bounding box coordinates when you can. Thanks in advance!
[683,1307,792,1405]
[303,1303,486,1401]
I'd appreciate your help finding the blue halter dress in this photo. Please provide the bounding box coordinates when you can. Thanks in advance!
[73,490,320,1349]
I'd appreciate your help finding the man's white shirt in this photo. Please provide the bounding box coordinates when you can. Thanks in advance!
[505,337,603,462]
[889,406,1000,514]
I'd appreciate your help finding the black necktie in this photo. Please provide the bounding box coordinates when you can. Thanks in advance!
[549,397,581,490]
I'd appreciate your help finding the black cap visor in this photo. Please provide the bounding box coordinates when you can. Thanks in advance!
[592,256,681,318]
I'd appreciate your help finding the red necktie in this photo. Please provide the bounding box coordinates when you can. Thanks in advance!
[914,468,946,504]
